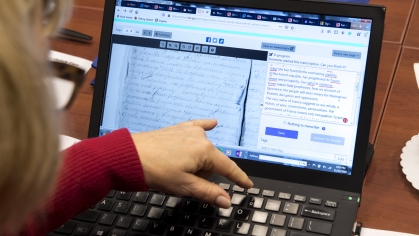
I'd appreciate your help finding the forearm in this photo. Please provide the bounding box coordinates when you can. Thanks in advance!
[19,129,147,235]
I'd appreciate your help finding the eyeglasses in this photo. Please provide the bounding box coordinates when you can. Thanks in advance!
[49,61,85,110]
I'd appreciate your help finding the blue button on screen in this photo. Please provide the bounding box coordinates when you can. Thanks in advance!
[265,127,298,139]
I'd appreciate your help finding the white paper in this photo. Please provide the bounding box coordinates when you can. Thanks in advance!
[414,63,419,89]
[362,228,418,236]
[59,134,81,151]
[49,50,92,74]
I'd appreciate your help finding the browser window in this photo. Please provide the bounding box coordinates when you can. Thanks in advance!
[100,0,372,175]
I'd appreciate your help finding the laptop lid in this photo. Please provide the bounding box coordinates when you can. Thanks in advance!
[89,0,385,194]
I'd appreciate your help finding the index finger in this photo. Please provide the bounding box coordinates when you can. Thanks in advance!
[178,119,218,131]
[204,147,253,189]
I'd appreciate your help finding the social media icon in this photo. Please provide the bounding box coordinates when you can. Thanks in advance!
[257,15,261,19]
[212,38,218,43]
[273,17,277,20]
[206,37,211,42]
[242,14,246,18]
[288,18,292,22]
[219,38,224,44]
[336,22,341,27]
[236,151,242,157]
[168,6,172,10]
[154,5,158,9]
[227,12,231,17]
[140,4,144,7]
[226,150,231,155]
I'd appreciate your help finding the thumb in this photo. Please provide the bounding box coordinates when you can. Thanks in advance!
[183,174,231,209]
[180,119,218,131]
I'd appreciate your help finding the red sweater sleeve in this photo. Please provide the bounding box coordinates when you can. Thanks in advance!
[19,128,148,235]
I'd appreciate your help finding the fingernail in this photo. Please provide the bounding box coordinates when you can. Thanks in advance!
[215,195,231,209]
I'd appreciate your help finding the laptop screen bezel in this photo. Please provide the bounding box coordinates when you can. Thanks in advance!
[89,0,385,194]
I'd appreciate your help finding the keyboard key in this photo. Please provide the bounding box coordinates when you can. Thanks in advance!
[301,205,336,221]
[116,191,132,200]
[200,203,216,215]
[265,199,281,211]
[73,210,100,223]
[149,222,167,235]
[309,197,322,205]
[150,194,166,206]
[114,202,131,214]
[324,200,338,208]
[234,208,251,221]
[283,202,299,215]
[198,216,215,229]
[306,220,333,235]
[147,207,164,219]
[116,216,132,229]
[251,225,268,236]
[219,183,231,190]
[54,221,76,235]
[234,222,250,235]
[185,228,201,236]
[132,219,149,231]
[203,232,219,236]
[215,219,233,232]
[288,217,305,230]
[290,232,313,236]
[183,200,200,213]
[231,194,247,206]
[99,213,116,226]
[232,185,245,193]
[130,204,147,217]
[293,195,306,203]
[290,232,312,236]
[164,210,182,223]
[106,190,116,198]
[270,228,286,236]
[247,188,260,195]
[91,226,110,236]
[167,225,184,235]
[217,206,233,217]
[73,223,92,236]
[110,229,127,236]
[270,214,286,226]
[133,192,149,203]
[252,211,268,223]
[278,192,291,200]
[97,199,114,211]
[248,197,264,208]
[165,196,182,209]
[180,214,198,226]
[262,190,275,197]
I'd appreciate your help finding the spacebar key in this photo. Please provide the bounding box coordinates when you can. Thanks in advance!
[301,205,335,221]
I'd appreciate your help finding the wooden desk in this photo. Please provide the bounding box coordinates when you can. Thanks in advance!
[54,0,419,234]
[404,2,419,49]
[357,48,419,234]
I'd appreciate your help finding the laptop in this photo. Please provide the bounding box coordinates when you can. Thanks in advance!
[51,0,385,235]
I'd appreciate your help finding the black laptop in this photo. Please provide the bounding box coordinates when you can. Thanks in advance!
[52,0,385,235]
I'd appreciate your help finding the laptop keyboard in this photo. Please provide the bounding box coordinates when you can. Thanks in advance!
[49,183,339,236]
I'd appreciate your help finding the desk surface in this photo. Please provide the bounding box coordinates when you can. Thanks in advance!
[56,1,419,234]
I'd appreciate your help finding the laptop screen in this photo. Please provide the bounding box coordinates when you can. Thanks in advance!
[99,0,372,176]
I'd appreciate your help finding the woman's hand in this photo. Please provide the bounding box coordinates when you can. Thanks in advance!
[131,119,253,208]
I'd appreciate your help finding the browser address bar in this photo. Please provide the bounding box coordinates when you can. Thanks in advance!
[169,13,291,31]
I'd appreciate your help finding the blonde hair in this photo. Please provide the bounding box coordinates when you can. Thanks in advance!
[0,0,71,233]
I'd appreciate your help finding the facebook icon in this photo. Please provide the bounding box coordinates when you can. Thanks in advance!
[206,37,211,42]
